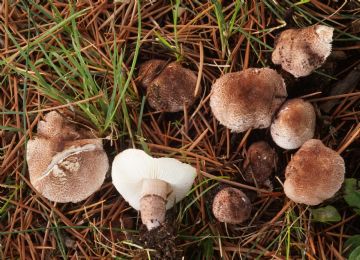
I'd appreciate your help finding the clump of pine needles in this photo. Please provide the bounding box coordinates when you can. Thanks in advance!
[1,0,359,259]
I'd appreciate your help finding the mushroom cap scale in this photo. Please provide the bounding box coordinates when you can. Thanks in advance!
[138,60,199,112]
[210,68,287,133]
[284,139,345,205]
[272,25,334,78]
[111,149,197,210]
[27,138,108,203]
[271,99,316,150]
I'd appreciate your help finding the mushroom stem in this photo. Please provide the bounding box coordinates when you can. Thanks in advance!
[140,179,172,230]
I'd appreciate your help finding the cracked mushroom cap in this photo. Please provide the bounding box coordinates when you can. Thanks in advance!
[284,139,345,205]
[272,25,334,77]
[111,149,197,210]
[26,111,108,203]
[271,99,316,150]
[212,187,252,224]
[138,59,199,112]
[243,141,277,184]
[210,68,287,132]
[27,138,109,203]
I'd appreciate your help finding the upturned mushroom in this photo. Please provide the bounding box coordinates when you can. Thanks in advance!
[272,24,334,77]
[271,99,316,150]
[111,149,196,230]
[26,111,109,203]
[212,187,252,224]
[243,141,277,185]
[138,59,199,112]
[210,68,287,132]
[284,139,345,205]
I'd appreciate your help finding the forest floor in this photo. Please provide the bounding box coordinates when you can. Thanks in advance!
[1,1,360,259]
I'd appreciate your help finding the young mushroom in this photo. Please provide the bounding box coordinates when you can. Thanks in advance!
[284,139,345,205]
[26,111,109,203]
[212,187,252,224]
[138,59,200,112]
[272,24,334,78]
[210,68,287,132]
[243,141,277,185]
[111,149,196,230]
[271,99,316,150]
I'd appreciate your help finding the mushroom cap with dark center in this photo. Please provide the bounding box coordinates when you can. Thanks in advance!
[271,99,316,150]
[212,187,252,224]
[138,59,199,112]
[284,139,345,205]
[272,25,334,78]
[210,68,287,132]
[243,141,277,184]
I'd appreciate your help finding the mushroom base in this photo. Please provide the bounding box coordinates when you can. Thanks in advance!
[140,195,167,230]
[140,179,172,230]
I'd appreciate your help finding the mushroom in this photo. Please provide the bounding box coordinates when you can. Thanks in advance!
[26,111,109,203]
[243,141,277,185]
[138,59,199,112]
[212,187,252,224]
[271,98,316,150]
[284,139,345,205]
[111,149,197,230]
[210,68,287,132]
[272,24,334,78]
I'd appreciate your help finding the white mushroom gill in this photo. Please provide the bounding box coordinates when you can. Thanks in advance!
[111,149,197,230]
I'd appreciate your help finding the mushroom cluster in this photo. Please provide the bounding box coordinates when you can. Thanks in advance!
[206,24,345,209]
[26,111,109,203]
[26,23,343,234]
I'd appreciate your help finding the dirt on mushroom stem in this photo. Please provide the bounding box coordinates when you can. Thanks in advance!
[134,215,180,260]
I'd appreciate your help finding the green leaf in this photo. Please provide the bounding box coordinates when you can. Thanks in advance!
[349,246,360,260]
[201,237,214,260]
[344,178,360,211]
[311,206,341,223]
[294,0,310,6]
[345,235,360,252]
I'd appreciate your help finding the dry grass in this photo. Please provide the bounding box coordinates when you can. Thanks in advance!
[1,0,360,259]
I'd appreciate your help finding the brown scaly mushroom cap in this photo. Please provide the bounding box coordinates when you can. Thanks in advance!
[284,139,345,205]
[210,68,287,132]
[243,141,277,184]
[212,187,252,224]
[138,59,199,112]
[272,25,334,78]
[26,111,109,203]
[271,99,316,150]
